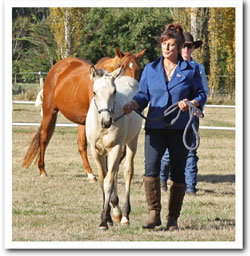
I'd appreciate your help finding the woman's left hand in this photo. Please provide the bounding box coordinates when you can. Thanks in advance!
[178,99,199,112]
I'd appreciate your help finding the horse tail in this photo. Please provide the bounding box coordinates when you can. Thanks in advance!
[35,89,43,107]
[22,125,42,168]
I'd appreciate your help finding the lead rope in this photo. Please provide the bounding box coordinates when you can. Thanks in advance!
[114,100,204,151]
[182,102,204,151]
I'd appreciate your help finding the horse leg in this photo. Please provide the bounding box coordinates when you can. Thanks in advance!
[120,135,139,225]
[119,145,126,163]
[88,147,111,229]
[110,171,122,223]
[77,124,96,182]
[38,109,58,177]
[99,145,122,230]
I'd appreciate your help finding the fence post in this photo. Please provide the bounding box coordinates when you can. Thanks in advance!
[38,71,44,89]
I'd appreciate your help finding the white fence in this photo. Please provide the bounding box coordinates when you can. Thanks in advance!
[12,101,236,131]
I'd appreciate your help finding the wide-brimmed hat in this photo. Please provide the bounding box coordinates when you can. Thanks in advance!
[183,32,203,49]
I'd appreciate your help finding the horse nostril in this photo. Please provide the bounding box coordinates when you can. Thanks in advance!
[101,119,106,128]
[105,118,112,128]
[101,118,112,129]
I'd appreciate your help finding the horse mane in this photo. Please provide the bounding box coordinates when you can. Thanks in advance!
[96,56,120,72]
[95,51,134,71]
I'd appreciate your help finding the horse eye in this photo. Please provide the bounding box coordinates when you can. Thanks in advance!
[93,91,96,95]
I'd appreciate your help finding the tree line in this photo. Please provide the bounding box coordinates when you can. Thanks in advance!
[12,7,235,98]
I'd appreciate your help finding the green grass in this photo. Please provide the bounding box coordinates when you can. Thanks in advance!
[11,105,236,243]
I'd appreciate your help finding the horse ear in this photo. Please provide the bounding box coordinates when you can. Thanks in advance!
[115,48,125,59]
[90,66,105,80]
[135,49,146,60]
[90,65,98,80]
[111,67,123,79]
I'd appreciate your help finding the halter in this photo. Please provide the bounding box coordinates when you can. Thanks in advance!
[94,98,116,114]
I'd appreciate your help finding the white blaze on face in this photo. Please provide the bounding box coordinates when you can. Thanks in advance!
[129,62,133,69]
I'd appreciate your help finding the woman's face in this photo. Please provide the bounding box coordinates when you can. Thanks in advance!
[161,38,178,61]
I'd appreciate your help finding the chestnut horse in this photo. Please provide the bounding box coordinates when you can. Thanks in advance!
[22,48,145,182]
[95,48,145,82]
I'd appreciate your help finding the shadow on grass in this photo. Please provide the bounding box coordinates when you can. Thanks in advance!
[197,174,235,183]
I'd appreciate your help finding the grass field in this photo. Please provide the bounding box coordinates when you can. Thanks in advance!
[11,103,236,245]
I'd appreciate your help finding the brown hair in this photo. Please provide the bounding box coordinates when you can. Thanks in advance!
[160,23,185,52]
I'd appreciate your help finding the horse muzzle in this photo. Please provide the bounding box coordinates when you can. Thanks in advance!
[101,117,112,128]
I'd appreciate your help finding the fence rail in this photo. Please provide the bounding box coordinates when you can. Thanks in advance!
[11,122,236,131]
[12,101,236,108]
[12,101,235,131]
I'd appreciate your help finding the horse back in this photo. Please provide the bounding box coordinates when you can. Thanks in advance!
[43,57,94,124]
[115,76,139,99]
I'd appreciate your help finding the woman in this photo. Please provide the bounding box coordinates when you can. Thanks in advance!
[123,24,207,230]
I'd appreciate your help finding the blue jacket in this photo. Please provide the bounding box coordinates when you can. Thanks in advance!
[133,55,207,130]
[190,58,209,96]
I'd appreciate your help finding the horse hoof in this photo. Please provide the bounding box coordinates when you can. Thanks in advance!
[99,225,109,231]
[88,177,97,183]
[107,221,113,226]
[120,217,130,225]
[87,174,97,183]
[121,221,130,225]
[40,173,47,177]
[114,216,122,223]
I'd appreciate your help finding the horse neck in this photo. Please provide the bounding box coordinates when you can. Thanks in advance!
[98,56,120,72]
[115,77,139,100]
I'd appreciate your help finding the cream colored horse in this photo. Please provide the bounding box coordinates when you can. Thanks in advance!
[86,66,142,230]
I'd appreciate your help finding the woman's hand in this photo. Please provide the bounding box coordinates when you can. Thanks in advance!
[123,100,139,115]
[178,99,199,112]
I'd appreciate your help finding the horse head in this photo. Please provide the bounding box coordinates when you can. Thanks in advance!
[90,65,123,128]
[115,48,146,81]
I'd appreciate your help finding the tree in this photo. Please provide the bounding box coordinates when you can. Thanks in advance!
[169,8,190,29]
[49,8,86,60]
[12,16,30,64]
[12,9,56,82]
[171,7,235,98]
[12,7,235,98]
[22,15,56,70]
[78,8,173,66]
[221,8,235,98]
[207,8,235,97]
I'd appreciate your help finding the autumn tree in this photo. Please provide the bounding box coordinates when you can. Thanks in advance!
[171,7,235,98]
[49,8,86,60]
[170,8,209,65]
[208,8,222,97]
[169,8,190,30]
[12,7,235,98]
[221,8,235,98]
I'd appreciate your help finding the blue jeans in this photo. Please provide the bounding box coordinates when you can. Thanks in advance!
[160,118,199,192]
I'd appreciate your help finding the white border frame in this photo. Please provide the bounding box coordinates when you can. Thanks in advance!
[4,0,243,250]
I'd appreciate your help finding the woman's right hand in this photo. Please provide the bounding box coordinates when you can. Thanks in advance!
[123,100,139,115]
